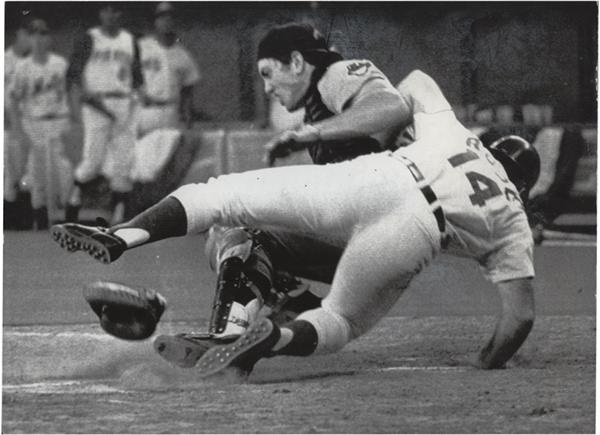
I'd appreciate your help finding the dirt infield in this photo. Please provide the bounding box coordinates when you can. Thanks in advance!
[2,232,596,433]
[2,316,595,433]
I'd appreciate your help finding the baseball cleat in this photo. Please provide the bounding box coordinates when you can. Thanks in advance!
[50,223,127,264]
[194,317,280,379]
[154,333,238,368]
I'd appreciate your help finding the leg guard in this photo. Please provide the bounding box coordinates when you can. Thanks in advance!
[206,227,273,295]
[205,228,275,337]
[208,257,258,338]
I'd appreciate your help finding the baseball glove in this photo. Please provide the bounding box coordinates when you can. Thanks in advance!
[84,281,167,340]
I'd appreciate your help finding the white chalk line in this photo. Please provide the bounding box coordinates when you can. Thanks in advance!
[3,365,468,394]
[3,380,126,394]
[369,365,468,373]
[542,239,596,247]
[4,331,113,339]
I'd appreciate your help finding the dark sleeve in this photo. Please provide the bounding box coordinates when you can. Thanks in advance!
[131,37,144,90]
[66,33,93,89]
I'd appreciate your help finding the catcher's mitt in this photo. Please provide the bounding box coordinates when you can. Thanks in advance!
[84,281,167,340]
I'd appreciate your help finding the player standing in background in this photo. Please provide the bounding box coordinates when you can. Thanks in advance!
[137,1,200,136]
[65,3,143,225]
[8,18,74,230]
[4,19,32,230]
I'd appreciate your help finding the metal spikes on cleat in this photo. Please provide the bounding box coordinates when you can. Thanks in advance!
[50,223,127,263]
[194,317,280,379]
[153,333,238,368]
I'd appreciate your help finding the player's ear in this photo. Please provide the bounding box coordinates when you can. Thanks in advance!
[289,51,305,75]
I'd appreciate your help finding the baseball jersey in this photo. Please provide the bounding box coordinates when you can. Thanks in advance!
[318,60,399,114]
[10,53,69,119]
[67,27,143,94]
[302,59,388,164]
[394,110,534,283]
[138,36,200,103]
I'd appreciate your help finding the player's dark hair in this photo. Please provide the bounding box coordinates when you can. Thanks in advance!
[258,22,343,68]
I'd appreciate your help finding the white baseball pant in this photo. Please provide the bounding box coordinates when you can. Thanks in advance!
[171,152,442,347]
[4,129,28,201]
[137,104,179,137]
[22,117,73,212]
[75,97,136,192]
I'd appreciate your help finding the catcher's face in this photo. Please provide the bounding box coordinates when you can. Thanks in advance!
[258,55,311,112]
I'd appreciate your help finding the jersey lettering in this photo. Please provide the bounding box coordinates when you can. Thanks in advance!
[448,137,519,207]
[142,57,161,72]
[448,149,478,167]
[465,172,502,207]
[30,73,62,98]
[90,48,132,64]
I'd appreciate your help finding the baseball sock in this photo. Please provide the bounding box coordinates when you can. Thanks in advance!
[271,320,318,356]
[111,196,187,248]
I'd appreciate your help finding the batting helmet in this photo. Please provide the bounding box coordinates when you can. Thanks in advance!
[488,135,541,195]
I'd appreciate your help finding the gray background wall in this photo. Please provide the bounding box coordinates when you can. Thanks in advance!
[6,2,597,123]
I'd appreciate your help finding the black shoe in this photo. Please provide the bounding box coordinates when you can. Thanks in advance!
[33,207,49,231]
[50,223,127,263]
[4,200,17,230]
[65,204,80,223]
[15,191,33,230]
[195,317,280,379]
[153,333,238,368]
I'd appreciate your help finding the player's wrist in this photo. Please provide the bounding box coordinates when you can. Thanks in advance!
[300,124,321,142]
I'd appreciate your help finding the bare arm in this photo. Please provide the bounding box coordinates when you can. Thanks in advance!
[282,69,452,144]
[315,85,410,141]
[478,278,535,369]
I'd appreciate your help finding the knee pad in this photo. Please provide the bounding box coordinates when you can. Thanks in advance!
[205,227,273,281]
[205,226,254,271]
[296,307,352,354]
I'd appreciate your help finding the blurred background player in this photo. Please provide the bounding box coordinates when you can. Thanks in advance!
[4,19,32,230]
[126,1,201,207]
[137,1,200,136]
[8,18,74,230]
[65,3,143,225]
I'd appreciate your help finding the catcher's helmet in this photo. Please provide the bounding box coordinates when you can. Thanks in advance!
[488,135,541,196]
[257,22,342,66]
